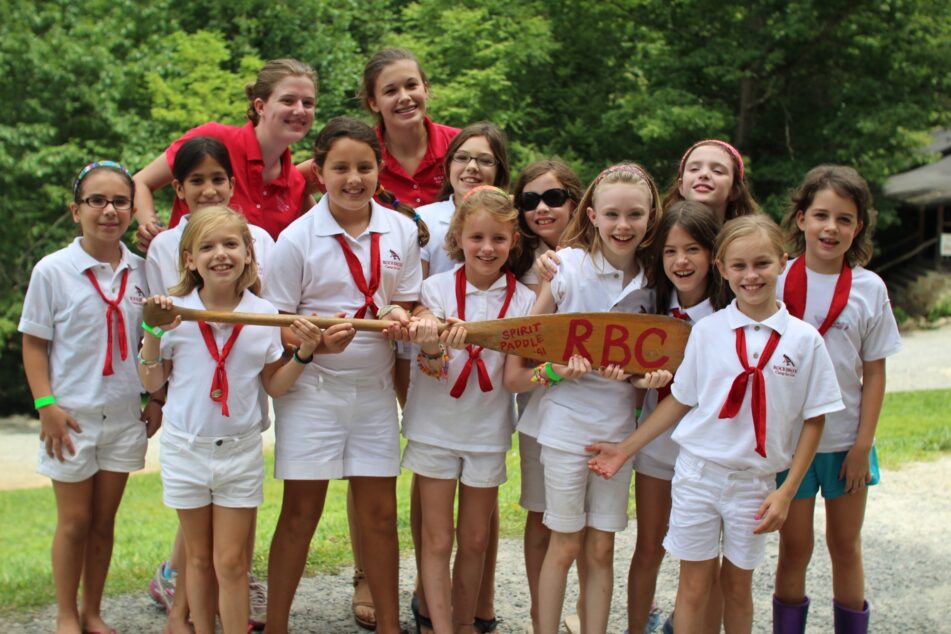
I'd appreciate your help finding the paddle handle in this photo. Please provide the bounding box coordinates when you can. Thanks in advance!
[144,301,394,332]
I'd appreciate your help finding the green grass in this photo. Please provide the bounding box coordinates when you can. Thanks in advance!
[1,389,948,613]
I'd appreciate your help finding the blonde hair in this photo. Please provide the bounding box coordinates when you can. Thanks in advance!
[560,163,662,257]
[715,214,785,264]
[170,206,261,296]
[245,58,318,125]
[444,187,521,269]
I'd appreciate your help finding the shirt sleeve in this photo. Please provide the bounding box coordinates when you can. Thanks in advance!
[419,277,447,320]
[391,231,423,303]
[263,233,305,313]
[670,327,701,407]
[801,335,845,420]
[18,260,56,340]
[860,284,903,362]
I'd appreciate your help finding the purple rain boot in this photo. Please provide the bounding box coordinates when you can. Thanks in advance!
[833,599,870,633]
[772,595,810,634]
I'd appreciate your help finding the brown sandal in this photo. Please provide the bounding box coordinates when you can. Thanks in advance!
[352,568,377,631]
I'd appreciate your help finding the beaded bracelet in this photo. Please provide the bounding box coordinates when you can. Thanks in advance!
[137,350,161,366]
[416,347,449,381]
[530,362,563,388]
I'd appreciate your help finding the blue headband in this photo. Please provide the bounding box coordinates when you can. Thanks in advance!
[73,160,133,197]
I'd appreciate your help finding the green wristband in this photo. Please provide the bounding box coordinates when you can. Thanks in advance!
[544,362,564,383]
[34,395,56,409]
[142,321,164,338]
[635,408,643,418]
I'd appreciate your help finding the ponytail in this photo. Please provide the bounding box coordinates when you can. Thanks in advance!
[378,187,430,247]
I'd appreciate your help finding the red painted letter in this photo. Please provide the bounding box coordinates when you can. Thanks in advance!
[600,324,631,367]
[563,318,593,361]
[634,327,669,369]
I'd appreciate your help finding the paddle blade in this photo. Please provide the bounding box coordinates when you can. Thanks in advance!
[462,312,690,374]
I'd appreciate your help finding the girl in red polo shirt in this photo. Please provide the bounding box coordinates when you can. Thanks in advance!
[359,47,460,208]
[133,58,318,249]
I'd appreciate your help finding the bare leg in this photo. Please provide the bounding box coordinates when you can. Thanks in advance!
[537,529,583,634]
[523,511,550,632]
[165,529,192,634]
[79,470,128,633]
[672,559,717,633]
[628,473,671,633]
[349,482,376,629]
[417,476,457,633]
[264,480,329,634]
[351,476,402,634]
[580,529,615,634]
[775,497,816,603]
[825,490,869,610]
[719,558,754,634]
[454,485,498,633]
[473,501,499,631]
[51,478,93,634]
[177,506,215,634]
[410,474,432,628]
[213,506,255,634]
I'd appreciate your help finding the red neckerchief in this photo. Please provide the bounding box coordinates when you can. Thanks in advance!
[449,267,516,398]
[334,232,381,318]
[84,268,129,376]
[198,321,244,417]
[656,306,693,402]
[783,257,852,336]
[718,327,782,457]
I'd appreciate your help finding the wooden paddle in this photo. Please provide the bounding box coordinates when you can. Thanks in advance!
[143,299,691,374]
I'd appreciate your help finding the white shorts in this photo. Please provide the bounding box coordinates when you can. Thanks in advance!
[541,444,633,533]
[37,402,146,483]
[518,432,546,512]
[160,427,263,509]
[273,372,399,479]
[634,450,676,481]
[663,450,774,570]
[402,440,506,488]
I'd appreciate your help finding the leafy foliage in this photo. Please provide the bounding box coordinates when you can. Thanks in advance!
[1,0,949,412]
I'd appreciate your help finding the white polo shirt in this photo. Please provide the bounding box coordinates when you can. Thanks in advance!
[418,199,457,276]
[536,247,654,453]
[402,265,536,452]
[638,296,716,467]
[19,238,149,411]
[670,301,844,475]
[146,214,275,294]
[265,196,422,378]
[778,258,902,452]
[160,288,283,437]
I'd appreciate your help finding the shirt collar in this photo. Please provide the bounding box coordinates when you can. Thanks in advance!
[67,237,138,274]
[453,263,511,296]
[725,299,790,335]
[670,295,715,323]
[313,196,392,237]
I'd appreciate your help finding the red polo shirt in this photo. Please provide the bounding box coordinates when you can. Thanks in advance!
[375,117,459,207]
[165,121,309,239]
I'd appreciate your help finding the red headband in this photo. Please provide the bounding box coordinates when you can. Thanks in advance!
[678,140,745,182]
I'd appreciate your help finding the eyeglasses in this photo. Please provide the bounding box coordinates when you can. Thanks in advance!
[80,195,133,211]
[451,151,498,168]
[516,188,571,212]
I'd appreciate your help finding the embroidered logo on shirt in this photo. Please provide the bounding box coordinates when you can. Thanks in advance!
[772,354,798,378]
[129,285,148,305]
[812,313,849,331]
[382,251,403,271]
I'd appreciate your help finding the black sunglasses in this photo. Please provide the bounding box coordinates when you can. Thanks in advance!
[516,188,571,212]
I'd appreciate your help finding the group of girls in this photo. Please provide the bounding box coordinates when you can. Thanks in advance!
[19,45,901,634]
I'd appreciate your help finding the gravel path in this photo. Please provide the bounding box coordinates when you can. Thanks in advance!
[2,323,948,632]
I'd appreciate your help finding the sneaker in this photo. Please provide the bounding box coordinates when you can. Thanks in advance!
[645,605,662,633]
[248,574,267,630]
[149,561,176,613]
